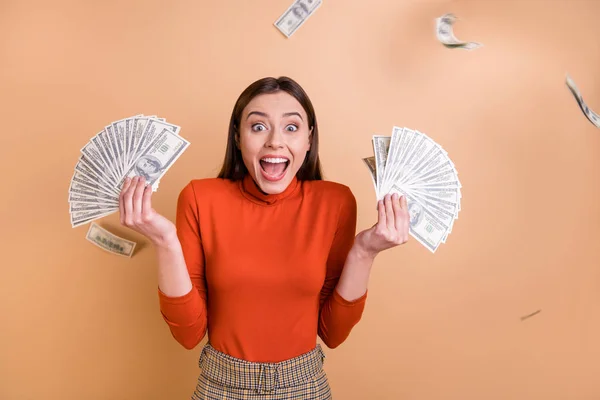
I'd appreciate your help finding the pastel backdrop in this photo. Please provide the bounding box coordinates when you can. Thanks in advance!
[1,0,599,399]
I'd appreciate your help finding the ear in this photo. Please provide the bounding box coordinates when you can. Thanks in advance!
[307,126,313,150]
[234,125,240,149]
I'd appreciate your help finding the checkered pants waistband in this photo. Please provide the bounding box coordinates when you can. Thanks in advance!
[198,343,326,394]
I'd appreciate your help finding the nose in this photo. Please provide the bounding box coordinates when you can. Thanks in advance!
[265,128,284,149]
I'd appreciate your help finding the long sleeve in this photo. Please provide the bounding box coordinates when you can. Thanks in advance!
[157,182,208,349]
[317,187,367,348]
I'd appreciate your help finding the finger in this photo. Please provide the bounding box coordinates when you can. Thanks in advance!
[123,176,137,225]
[377,199,386,228]
[119,177,132,224]
[119,197,124,224]
[403,198,410,241]
[132,176,146,219]
[141,183,153,218]
[393,194,403,232]
[385,194,395,230]
[120,176,133,197]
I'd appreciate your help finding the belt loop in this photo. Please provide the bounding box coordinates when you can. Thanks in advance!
[256,364,279,393]
[256,364,265,394]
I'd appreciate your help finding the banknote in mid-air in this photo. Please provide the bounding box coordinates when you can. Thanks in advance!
[86,222,137,257]
[565,74,600,128]
[365,128,462,253]
[435,13,482,50]
[69,115,190,228]
[275,0,322,38]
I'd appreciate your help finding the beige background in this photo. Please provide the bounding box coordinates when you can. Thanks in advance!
[1,0,600,399]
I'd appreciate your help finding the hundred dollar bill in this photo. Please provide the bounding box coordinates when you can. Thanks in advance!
[410,158,456,186]
[71,208,112,222]
[90,130,121,183]
[390,185,450,253]
[275,0,322,38]
[385,128,417,192]
[391,130,427,186]
[127,115,163,166]
[380,127,404,193]
[111,118,129,171]
[409,186,461,211]
[435,13,482,50]
[395,133,439,186]
[85,223,136,257]
[128,116,154,169]
[128,118,180,171]
[71,171,118,198]
[122,114,144,167]
[117,128,190,190]
[403,187,457,243]
[404,145,448,185]
[409,167,460,188]
[409,188,459,219]
[70,202,115,213]
[71,209,115,227]
[362,156,377,189]
[565,74,600,128]
[372,135,391,198]
[69,180,119,203]
[74,158,119,195]
[80,141,118,186]
[105,123,124,177]
[69,193,118,206]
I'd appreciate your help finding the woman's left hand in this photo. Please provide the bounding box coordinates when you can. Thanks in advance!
[354,193,410,259]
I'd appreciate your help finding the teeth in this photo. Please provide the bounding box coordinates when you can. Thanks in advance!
[261,157,288,163]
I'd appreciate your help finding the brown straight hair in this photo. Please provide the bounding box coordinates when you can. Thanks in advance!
[217,76,323,181]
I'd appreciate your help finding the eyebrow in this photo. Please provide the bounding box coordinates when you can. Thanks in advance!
[246,111,303,121]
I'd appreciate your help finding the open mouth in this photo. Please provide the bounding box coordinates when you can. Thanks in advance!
[259,157,290,181]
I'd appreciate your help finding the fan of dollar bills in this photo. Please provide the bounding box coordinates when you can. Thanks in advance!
[363,127,462,253]
[69,115,190,228]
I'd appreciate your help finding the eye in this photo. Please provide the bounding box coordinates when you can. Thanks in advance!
[285,124,298,132]
[251,123,267,132]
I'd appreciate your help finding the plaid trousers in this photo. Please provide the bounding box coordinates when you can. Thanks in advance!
[191,343,332,400]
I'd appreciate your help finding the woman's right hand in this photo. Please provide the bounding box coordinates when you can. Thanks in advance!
[119,176,177,247]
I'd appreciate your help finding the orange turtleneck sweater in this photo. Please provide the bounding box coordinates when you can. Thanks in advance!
[157,174,367,363]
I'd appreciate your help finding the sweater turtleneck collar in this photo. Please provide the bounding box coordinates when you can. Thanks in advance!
[239,173,301,206]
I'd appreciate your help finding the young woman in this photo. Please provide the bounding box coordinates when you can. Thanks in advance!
[118,76,409,399]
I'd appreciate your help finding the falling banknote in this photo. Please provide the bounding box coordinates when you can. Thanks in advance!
[565,74,600,128]
[435,13,482,50]
[86,223,137,257]
[275,0,322,38]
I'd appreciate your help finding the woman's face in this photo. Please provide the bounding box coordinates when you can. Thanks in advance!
[238,91,312,194]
